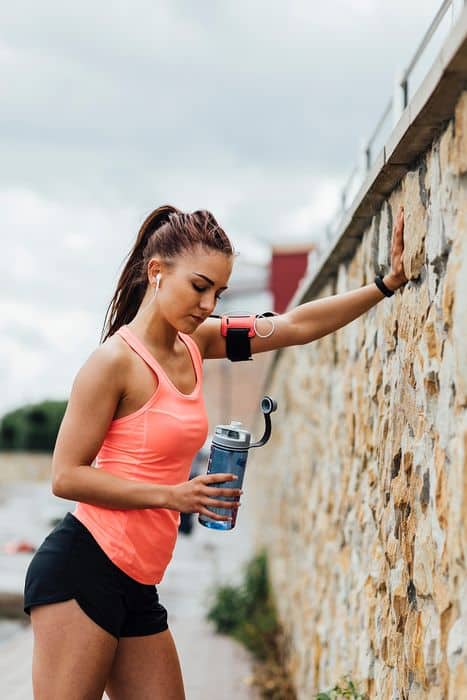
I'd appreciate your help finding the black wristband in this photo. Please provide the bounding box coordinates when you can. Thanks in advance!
[374,275,395,297]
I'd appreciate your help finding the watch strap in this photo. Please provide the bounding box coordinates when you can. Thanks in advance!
[374,275,395,297]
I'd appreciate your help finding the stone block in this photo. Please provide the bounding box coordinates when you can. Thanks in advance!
[451,213,467,408]
[453,91,467,175]
[402,170,428,279]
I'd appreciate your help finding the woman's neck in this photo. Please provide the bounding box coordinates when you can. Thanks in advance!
[129,307,179,354]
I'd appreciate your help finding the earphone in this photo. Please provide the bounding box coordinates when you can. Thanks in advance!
[154,273,161,295]
[141,272,162,311]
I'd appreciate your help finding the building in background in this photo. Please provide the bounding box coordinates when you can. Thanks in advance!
[270,243,316,313]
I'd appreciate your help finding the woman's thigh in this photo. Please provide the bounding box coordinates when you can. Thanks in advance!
[31,598,118,700]
[105,628,185,700]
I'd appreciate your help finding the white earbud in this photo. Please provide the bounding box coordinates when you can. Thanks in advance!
[154,273,161,296]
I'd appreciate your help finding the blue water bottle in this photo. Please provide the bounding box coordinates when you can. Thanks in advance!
[198,396,277,531]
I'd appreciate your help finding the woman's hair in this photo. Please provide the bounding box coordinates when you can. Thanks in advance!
[100,205,233,343]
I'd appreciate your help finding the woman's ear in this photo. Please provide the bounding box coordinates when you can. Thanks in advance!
[147,257,163,283]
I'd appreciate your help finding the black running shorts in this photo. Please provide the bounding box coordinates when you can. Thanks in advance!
[24,512,168,639]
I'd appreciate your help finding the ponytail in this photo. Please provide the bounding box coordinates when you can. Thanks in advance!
[100,205,181,343]
[100,204,233,343]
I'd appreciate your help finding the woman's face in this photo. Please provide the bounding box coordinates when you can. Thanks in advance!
[150,246,233,333]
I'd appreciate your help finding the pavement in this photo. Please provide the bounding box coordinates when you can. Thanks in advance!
[0,480,260,699]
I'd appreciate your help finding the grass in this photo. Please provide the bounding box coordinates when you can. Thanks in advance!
[314,677,369,699]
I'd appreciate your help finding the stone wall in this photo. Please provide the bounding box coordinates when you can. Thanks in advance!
[249,90,467,699]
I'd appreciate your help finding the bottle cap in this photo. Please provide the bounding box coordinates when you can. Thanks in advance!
[213,421,251,450]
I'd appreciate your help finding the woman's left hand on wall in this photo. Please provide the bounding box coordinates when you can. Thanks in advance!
[387,205,408,290]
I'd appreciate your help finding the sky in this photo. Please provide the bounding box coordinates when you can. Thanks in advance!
[0,0,448,415]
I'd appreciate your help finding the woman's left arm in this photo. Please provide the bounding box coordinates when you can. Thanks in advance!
[195,206,407,358]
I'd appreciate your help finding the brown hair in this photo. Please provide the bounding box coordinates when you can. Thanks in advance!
[100,204,233,343]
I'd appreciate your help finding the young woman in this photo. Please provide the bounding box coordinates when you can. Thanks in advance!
[24,203,406,699]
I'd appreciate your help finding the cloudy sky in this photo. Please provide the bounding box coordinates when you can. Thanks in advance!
[1,0,447,415]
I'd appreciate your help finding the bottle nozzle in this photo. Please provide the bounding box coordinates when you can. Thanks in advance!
[249,395,277,449]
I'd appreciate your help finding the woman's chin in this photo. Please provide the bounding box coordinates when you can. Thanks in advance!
[179,316,200,333]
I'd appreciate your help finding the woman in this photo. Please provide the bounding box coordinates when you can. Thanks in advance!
[24,204,407,699]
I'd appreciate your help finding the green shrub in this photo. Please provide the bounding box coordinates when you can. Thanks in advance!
[207,551,295,699]
[207,554,368,700]
[0,400,67,452]
[207,551,278,661]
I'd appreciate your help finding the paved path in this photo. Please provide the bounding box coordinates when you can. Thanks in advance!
[0,481,260,699]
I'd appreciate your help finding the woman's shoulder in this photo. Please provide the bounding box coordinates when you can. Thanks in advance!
[67,332,130,412]
[78,332,131,381]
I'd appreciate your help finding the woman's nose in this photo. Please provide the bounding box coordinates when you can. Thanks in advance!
[199,295,215,312]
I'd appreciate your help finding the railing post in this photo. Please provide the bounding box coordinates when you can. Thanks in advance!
[393,68,407,126]
[359,136,371,175]
[341,189,346,212]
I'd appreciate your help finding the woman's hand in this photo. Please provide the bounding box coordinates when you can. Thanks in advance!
[166,473,242,522]
[384,205,408,291]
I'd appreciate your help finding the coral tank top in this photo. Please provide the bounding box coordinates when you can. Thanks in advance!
[73,324,208,584]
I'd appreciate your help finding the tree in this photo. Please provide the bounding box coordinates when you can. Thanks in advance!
[0,400,67,452]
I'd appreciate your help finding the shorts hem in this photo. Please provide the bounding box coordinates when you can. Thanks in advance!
[24,594,75,616]
[120,622,169,638]
[24,594,120,640]
[74,596,120,639]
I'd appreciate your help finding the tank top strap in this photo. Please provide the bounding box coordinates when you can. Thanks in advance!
[178,332,204,378]
[116,325,166,380]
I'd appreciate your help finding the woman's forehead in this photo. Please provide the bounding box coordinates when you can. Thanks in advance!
[179,249,233,278]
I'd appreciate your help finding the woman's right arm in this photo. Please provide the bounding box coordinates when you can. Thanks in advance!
[52,344,240,521]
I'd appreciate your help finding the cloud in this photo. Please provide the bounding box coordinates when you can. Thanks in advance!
[1,1,441,195]
[0,300,98,414]
[0,0,444,414]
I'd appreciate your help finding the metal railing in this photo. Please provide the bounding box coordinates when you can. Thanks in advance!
[323,0,466,247]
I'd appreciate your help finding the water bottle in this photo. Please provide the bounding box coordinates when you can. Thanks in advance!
[198,396,277,531]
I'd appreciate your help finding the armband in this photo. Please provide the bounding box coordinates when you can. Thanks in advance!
[221,315,256,362]
[220,312,278,362]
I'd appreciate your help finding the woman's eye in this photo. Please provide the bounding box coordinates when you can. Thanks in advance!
[192,282,223,301]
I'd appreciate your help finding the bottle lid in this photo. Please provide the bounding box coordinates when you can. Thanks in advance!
[213,420,251,450]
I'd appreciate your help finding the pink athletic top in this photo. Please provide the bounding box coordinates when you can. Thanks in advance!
[73,324,208,584]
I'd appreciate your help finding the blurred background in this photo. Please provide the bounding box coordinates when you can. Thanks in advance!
[0,0,455,681]
[0,0,450,423]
